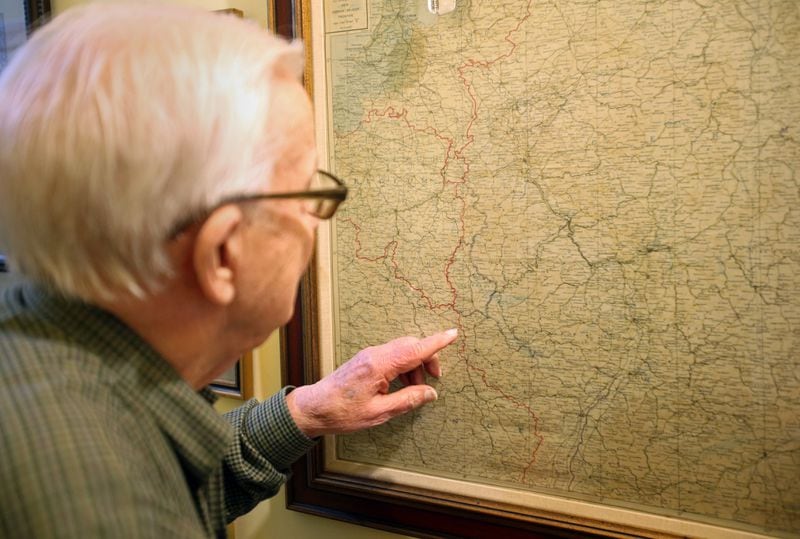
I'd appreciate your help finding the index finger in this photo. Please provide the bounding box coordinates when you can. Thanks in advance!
[382,328,458,379]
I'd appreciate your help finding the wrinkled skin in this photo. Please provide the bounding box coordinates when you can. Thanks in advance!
[286,329,457,438]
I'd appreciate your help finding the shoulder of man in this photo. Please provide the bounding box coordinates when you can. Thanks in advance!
[0,384,208,538]
[0,280,208,538]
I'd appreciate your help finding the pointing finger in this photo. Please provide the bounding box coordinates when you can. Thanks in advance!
[381,329,458,379]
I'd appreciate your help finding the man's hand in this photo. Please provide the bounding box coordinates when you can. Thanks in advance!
[285,329,458,438]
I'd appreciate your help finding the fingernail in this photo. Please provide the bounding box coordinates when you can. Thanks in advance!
[425,388,438,402]
[445,328,458,338]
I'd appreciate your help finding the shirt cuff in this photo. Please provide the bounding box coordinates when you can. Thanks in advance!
[243,386,317,471]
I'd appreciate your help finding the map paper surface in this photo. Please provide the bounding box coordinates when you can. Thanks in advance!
[320,1,800,535]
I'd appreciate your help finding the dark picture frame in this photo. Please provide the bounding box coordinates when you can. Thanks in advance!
[23,0,50,29]
[210,352,254,400]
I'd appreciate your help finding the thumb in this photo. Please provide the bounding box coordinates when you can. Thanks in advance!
[380,385,439,419]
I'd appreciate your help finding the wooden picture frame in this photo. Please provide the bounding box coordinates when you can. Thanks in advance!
[278,1,798,538]
[23,0,50,29]
[23,0,50,42]
[210,352,254,400]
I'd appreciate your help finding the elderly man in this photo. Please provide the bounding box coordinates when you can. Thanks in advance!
[0,4,456,537]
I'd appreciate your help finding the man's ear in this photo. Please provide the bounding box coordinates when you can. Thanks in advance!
[192,205,245,305]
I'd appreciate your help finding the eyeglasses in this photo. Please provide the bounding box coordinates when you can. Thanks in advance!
[168,169,348,239]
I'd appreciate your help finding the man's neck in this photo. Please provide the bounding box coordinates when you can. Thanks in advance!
[96,283,240,390]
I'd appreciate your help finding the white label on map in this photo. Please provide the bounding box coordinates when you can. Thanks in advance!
[325,0,368,33]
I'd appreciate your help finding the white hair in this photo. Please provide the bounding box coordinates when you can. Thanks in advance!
[0,2,304,300]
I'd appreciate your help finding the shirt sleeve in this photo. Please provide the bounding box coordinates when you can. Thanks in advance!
[220,386,317,521]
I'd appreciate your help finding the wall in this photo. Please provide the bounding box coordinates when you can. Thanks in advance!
[53,0,261,19]
[47,0,410,537]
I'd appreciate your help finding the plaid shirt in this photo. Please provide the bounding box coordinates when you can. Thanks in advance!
[0,281,316,538]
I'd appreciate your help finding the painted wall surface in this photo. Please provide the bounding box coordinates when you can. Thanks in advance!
[53,0,265,21]
[44,0,411,537]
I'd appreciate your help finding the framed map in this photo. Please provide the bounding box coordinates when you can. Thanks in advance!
[282,0,800,537]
